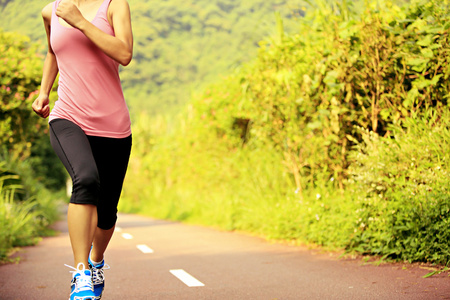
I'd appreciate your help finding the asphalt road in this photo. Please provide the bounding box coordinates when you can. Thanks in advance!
[0,212,449,300]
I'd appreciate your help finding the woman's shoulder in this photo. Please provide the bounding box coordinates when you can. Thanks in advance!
[41,2,54,21]
[109,0,130,13]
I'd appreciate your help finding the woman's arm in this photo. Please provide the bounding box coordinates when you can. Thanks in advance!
[32,3,59,119]
[56,0,133,66]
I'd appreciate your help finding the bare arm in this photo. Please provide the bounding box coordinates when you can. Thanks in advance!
[56,0,133,66]
[32,3,59,119]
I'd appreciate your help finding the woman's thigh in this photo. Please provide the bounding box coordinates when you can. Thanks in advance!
[87,134,132,229]
[49,119,100,205]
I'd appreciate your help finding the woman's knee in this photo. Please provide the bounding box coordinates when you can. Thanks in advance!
[97,211,117,230]
[71,172,100,204]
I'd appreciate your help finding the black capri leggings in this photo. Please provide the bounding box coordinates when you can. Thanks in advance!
[49,119,132,230]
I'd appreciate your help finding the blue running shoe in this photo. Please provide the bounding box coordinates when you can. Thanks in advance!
[65,263,95,300]
[88,255,110,300]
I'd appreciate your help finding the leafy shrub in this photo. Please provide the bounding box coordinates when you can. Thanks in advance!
[0,29,66,191]
[192,0,450,191]
[348,109,450,264]
[0,30,42,160]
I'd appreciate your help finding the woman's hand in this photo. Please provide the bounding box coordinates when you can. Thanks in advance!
[32,94,50,118]
[56,0,86,29]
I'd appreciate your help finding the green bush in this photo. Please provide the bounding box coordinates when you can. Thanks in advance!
[0,30,42,160]
[348,109,450,264]
[0,29,66,191]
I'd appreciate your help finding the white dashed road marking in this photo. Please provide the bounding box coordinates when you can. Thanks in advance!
[170,269,205,287]
[116,224,203,288]
[121,233,133,240]
[137,244,154,254]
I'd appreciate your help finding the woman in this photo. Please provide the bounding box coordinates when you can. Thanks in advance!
[32,0,133,299]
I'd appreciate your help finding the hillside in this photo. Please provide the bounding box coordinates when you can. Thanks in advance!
[1,0,303,115]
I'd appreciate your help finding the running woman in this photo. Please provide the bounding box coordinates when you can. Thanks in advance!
[31,0,133,299]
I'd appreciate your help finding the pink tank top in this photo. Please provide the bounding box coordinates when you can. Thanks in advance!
[49,0,131,138]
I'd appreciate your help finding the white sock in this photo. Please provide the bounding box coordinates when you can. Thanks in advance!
[89,253,103,267]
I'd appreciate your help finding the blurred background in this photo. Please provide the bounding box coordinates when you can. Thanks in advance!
[1,0,450,268]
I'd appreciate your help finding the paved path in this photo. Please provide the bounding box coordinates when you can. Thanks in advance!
[0,212,449,299]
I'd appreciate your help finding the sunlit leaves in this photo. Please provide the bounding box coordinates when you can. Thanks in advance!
[0,30,44,159]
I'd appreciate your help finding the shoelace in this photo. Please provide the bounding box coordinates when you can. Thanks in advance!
[65,263,94,292]
[91,263,110,285]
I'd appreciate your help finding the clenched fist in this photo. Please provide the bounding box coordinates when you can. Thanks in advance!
[32,94,50,118]
[56,0,85,29]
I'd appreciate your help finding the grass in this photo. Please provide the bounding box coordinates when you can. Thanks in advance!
[0,165,62,262]
[120,109,450,268]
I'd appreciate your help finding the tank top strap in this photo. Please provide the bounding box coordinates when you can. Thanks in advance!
[52,0,59,15]
[51,0,61,27]
[98,0,113,18]
[54,0,64,9]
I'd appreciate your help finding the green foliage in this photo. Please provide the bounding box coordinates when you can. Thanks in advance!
[0,174,37,259]
[120,0,450,266]
[192,0,450,191]
[0,160,61,261]
[348,109,450,264]
[0,30,43,159]
[0,29,65,260]
[123,0,305,115]
[0,0,12,7]
[122,114,358,248]
[0,29,66,190]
